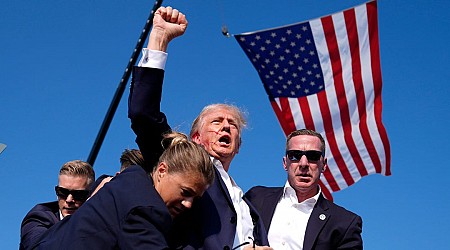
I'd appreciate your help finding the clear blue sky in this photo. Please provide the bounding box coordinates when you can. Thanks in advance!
[1,0,449,249]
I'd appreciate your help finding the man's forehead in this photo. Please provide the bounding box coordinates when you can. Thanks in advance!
[58,174,88,183]
[288,135,321,147]
[204,109,237,120]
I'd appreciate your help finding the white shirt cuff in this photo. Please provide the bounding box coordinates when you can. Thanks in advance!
[137,49,168,70]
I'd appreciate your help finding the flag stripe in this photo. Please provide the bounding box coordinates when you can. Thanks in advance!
[271,98,296,133]
[355,4,383,176]
[345,6,384,177]
[342,8,374,177]
[310,19,350,192]
[323,14,370,181]
[298,96,342,192]
[322,15,366,187]
[367,1,391,175]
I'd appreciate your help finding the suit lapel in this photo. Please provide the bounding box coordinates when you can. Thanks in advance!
[213,168,235,210]
[303,194,330,250]
[261,188,283,232]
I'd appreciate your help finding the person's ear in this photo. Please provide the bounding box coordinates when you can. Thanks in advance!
[283,157,288,171]
[321,158,328,173]
[192,132,201,144]
[155,162,168,179]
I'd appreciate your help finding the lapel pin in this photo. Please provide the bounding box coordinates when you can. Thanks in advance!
[319,214,326,221]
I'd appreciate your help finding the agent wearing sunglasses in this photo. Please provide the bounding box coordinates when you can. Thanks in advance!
[245,129,363,250]
[20,160,94,250]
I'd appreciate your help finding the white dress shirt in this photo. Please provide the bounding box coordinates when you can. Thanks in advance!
[268,181,321,250]
[138,48,167,69]
[213,158,254,250]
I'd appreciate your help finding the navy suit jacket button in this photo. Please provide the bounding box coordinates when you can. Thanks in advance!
[223,246,231,250]
[230,216,237,224]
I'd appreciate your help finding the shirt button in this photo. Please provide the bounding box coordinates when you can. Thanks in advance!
[230,216,237,224]
[282,241,286,245]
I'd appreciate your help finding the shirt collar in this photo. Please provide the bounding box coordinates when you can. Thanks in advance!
[212,157,231,180]
[282,181,321,205]
[212,157,240,187]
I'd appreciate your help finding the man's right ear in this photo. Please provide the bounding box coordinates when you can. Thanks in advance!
[192,132,201,144]
[283,157,288,171]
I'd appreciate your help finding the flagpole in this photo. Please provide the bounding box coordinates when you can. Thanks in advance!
[87,0,164,166]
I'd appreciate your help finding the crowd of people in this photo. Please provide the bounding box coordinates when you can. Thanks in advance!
[19,6,362,250]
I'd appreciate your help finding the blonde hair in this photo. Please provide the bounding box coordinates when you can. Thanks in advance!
[59,160,95,185]
[158,131,214,185]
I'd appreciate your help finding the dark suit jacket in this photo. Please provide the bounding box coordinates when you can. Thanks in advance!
[20,201,60,250]
[245,186,362,250]
[89,174,113,195]
[128,66,269,250]
[32,165,172,250]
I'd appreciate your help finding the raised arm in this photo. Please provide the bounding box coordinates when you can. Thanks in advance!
[128,6,188,173]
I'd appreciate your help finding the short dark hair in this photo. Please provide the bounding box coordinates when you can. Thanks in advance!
[286,129,326,155]
[119,149,145,172]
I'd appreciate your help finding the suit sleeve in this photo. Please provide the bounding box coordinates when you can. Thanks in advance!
[120,206,172,250]
[243,186,265,212]
[128,66,171,173]
[20,210,58,250]
[337,215,363,250]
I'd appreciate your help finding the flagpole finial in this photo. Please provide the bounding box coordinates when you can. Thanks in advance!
[221,25,231,37]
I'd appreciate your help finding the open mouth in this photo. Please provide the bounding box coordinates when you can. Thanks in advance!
[218,135,231,145]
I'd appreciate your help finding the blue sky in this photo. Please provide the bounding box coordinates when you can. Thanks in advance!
[1,0,449,249]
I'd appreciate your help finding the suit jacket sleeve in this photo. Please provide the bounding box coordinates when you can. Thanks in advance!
[128,66,171,173]
[20,204,59,250]
[336,215,362,250]
[119,206,172,249]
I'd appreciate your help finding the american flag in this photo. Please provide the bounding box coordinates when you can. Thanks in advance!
[235,0,390,199]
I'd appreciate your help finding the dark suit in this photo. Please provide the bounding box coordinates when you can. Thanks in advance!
[245,186,363,250]
[128,66,269,249]
[89,174,113,195]
[32,165,172,250]
[20,201,60,250]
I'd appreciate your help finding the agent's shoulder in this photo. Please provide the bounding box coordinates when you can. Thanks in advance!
[321,196,361,219]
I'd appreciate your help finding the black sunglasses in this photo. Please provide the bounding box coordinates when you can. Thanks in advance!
[286,150,323,162]
[55,186,90,202]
